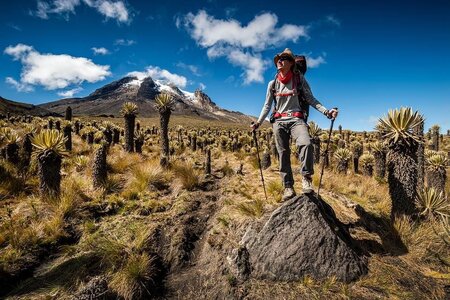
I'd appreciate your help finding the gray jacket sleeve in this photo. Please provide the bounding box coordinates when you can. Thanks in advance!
[256,80,275,124]
[298,73,328,115]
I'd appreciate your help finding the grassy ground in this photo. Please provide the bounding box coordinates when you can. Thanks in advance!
[0,118,449,299]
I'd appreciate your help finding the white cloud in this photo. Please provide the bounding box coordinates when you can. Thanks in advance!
[306,55,326,68]
[227,49,269,84]
[114,39,136,46]
[53,0,80,13]
[4,44,34,60]
[183,10,307,51]
[176,62,200,76]
[34,0,80,19]
[181,10,308,84]
[92,47,110,55]
[4,43,111,91]
[127,66,188,88]
[33,0,131,23]
[5,77,34,92]
[57,87,83,97]
[199,82,206,90]
[85,0,130,23]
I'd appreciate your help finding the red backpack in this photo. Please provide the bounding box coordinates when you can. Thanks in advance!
[270,55,309,122]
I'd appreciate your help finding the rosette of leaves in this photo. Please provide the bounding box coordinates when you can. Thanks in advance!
[359,153,375,176]
[134,130,146,154]
[94,131,104,144]
[0,127,21,164]
[334,148,352,174]
[31,129,67,197]
[426,153,448,194]
[415,187,449,220]
[102,121,115,145]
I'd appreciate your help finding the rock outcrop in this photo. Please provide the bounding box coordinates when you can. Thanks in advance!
[237,194,368,283]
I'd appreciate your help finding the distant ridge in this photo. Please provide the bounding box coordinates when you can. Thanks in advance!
[38,76,254,124]
[0,96,59,117]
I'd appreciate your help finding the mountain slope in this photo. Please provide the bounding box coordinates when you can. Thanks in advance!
[0,96,59,117]
[38,76,254,123]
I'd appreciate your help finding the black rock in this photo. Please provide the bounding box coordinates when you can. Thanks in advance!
[240,194,368,283]
[88,76,137,99]
[137,76,158,100]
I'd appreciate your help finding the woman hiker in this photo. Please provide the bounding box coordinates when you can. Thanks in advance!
[251,48,338,201]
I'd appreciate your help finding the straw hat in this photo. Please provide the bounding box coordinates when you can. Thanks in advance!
[273,48,295,66]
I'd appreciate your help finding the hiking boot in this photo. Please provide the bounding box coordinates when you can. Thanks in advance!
[302,176,314,194]
[282,187,296,201]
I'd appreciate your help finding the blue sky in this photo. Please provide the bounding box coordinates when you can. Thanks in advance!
[1,0,449,131]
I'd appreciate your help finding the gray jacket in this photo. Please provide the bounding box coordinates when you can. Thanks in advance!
[257,72,328,124]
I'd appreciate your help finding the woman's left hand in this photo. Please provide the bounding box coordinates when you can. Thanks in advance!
[327,108,339,119]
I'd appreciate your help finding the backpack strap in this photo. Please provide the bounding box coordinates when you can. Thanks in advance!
[270,71,309,122]
[294,71,310,122]
[270,73,279,114]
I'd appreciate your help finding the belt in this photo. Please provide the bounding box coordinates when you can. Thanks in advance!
[273,111,304,119]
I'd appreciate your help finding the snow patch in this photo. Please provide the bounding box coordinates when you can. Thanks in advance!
[180,88,196,102]
[124,78,143,87]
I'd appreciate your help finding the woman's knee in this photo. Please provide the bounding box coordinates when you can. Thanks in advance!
[296,137,311,148]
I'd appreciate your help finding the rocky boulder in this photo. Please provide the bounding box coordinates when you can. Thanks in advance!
[238,194,368,283]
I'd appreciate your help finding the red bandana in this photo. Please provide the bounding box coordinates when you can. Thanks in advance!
[277,70,293,84]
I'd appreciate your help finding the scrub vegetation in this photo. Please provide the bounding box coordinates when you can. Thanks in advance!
[0,105,449,299]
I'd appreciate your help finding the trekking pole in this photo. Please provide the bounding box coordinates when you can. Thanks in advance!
[251,122,268,202]
[317,108,338,198]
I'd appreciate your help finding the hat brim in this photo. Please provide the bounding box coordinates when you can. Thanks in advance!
[273,53,295,66]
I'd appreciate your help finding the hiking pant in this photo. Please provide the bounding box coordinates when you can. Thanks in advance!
[273,119,314,188]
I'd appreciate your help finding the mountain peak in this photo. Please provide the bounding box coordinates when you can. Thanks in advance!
[37,75,255,124]
[193,89,218,112]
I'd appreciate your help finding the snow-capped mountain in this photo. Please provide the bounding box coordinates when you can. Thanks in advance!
[38,76,254,123]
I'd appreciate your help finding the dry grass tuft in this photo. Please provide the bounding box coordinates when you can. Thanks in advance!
[171,160,200,191]
[72,222,156,299]
[110,252,155,299]
[267,180,283,203]
[121,160,172,200]
[235,199,265,218]
[108,146,143,174]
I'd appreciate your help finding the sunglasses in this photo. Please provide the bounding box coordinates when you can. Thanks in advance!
[278,57,292,62]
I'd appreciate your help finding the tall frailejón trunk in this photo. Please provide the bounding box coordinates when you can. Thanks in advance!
[374,150,386,179]
[125,115,135,152]
[6,143,19,164]
[64,124,72,151]
[261,149,271,170]
[426,167,446,194]
[387,141,418,220]
[113,128,120,144]
[159,111,171,168]
[20,133,33,170]
[205,148,211,175]
[312,137,320,164]
[93,143,108,188]
[38,150,62,197]
[65,106,72,121]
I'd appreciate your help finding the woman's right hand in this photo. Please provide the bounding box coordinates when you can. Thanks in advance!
[251,122,260,131]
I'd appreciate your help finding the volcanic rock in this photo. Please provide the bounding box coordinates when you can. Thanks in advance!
[239,194,368,283]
